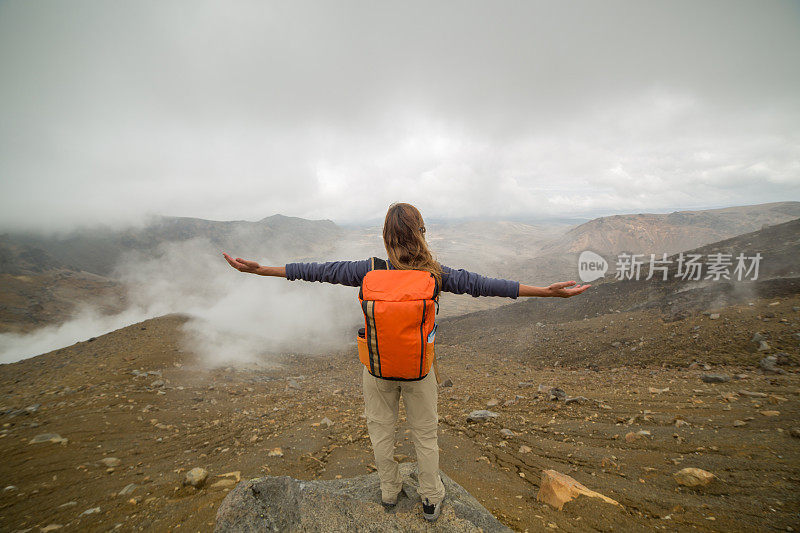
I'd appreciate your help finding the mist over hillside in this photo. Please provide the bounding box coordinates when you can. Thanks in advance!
[2,214,342,277]
[0,201,798,365]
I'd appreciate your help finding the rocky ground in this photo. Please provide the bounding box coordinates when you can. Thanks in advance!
[0,270,126,334]
[0,295,799,532]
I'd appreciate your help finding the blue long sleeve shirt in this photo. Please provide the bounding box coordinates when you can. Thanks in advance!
[285,258,519,298]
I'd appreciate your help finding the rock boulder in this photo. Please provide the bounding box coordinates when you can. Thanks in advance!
[214,462,511,532]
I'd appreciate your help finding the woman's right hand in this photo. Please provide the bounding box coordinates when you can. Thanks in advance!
[223,252,261,274]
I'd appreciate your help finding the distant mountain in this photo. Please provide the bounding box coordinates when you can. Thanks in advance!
[540,201,800,256]
[0,214,342,333]
[0,237,125,333]
[2,214,342,277]
[439,216,800,353]
[2,203,798,332]
[0,237,65,275]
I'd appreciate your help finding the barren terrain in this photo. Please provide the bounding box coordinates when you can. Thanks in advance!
[1,293,798,532]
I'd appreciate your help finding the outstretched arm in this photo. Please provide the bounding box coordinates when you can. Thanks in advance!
[440,265,590,298]
[223,253,286,277]
[518,280,591,298]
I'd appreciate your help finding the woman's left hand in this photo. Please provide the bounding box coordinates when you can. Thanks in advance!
[546,280,591,297]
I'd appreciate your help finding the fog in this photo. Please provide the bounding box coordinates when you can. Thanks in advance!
[0,234,381,365]
[112,237,371,365]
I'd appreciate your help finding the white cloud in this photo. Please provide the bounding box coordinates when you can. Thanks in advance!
[0,1,798,233]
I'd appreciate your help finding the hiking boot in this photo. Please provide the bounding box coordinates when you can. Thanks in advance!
[381,488,402,509]
[422,497,442,521]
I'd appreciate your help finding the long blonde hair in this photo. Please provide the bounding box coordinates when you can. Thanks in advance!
[382,202,443,287]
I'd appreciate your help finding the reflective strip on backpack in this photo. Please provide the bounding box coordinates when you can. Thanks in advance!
[361,299,381,376]
[418,300,426,378]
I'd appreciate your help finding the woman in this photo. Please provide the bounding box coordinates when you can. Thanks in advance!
[223,202,590,522]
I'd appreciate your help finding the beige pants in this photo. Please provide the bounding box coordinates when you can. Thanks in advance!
[361,365,446,505]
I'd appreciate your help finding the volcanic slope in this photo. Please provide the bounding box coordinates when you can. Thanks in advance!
[0,303,798,530]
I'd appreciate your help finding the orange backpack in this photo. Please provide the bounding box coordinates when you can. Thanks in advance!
[357,257,440,380]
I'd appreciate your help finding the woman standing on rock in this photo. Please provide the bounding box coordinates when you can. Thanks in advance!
[223,202,590,522]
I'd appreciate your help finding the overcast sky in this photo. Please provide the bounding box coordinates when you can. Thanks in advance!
[1,0,798,233]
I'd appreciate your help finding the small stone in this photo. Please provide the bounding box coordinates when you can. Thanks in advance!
[788,427,800,438]
[739,390,767,398]
[268,447,284,457]
[183,467,208,488]
[701,373,730,383]
[649,387,669,394]
[709,313,720,320]
[287,379,301,390]
[466,410,499,422]
[486,398,499,407]
[100,457,121,467]
[760,356,787,374]
[500,428,515,438]
[29,433,67,445]
[757,341,770,351]
[673,467,715,487]
[564,395,588,405]
[549,388,567,401]
[519,445,532,453]
[210,478,237,489]
[80,507,101,516]
[440,378,453,388]
[760,410,780,417]
[118,483,138,496]
[536,469,621,510]
[601,457,618,468]
[733,420,747,427]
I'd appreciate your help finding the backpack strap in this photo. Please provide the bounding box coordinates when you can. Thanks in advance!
[369,257,388,271]
[360,257,386,300]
